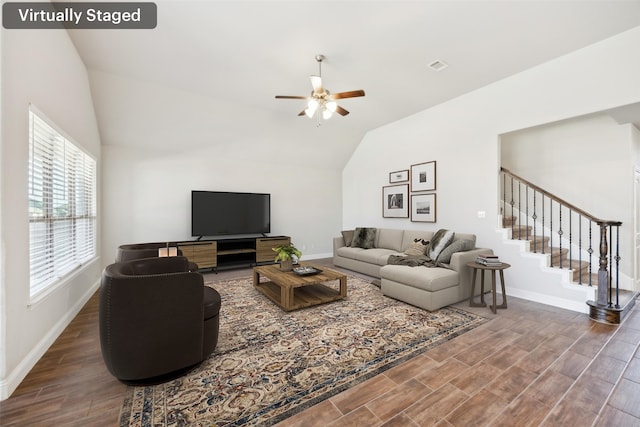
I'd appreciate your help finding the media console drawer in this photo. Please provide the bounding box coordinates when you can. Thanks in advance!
[256,237,291,263]
[178,241,217,268]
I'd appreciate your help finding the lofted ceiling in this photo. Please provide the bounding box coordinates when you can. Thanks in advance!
[67,1,640,168]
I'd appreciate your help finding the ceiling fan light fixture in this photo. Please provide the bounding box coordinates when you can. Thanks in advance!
[275,54,365,125]
[305,99,319,117]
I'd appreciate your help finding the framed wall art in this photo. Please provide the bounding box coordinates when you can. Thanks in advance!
[382,184,409,218]
[410,161,436,192]
[389,169,409,183]
[411,193,436,222]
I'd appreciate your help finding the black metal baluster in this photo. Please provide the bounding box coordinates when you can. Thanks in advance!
[588,221,593,287]
[550,199,553,266]
[578,214,583,284]
[502,173,506,227]
[510,176,515,238]
[524,185,531,242]
[532,190,538,253]
[542,196,545,255]
[558,205,564,269]
[568,208,572,273]
[518,181,522,240]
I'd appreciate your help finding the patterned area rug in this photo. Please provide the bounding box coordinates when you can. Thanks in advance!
[119,275,486,426]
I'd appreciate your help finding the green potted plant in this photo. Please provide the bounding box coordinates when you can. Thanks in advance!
[272,243,302,272]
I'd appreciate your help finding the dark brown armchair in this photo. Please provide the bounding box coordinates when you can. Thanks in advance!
[99,256,221,383]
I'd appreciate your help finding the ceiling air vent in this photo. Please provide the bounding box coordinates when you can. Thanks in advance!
[428,60,448,71]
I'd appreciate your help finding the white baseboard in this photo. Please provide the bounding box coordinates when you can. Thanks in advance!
[301,252,333,261]
[0,279,100,401]
[505,287,591,314]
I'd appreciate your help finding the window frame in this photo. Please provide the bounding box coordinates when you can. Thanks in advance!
[28,106,98,302]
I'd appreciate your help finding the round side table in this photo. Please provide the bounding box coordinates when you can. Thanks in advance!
[466,261,511,314]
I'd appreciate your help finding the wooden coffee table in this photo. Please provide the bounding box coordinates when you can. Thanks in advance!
[252,262,347,311]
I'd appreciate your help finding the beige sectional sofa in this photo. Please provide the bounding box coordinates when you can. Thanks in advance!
[333,228,492,311]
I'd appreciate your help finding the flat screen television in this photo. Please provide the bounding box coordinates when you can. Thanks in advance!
[191,190,271,238]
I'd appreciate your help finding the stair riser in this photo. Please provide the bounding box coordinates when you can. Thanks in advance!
[503,217,516,227]
[572,271,597,285]
[509,232,534,240]
[527,238,550,251]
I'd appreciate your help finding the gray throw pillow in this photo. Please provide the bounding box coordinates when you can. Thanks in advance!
[351,227,377,249]
[427,229,455,260]
[341,230,355,247]
[436,239,474,263]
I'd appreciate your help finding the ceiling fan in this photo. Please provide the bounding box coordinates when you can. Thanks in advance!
[275,54,365,124]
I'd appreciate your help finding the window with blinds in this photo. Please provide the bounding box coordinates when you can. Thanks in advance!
[28,108,97,297]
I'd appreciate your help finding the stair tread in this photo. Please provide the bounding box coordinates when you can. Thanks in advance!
[533,246,568,255]
[507,225,532,231]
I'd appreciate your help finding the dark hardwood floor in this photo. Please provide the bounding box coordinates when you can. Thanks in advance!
[1,260,639,426]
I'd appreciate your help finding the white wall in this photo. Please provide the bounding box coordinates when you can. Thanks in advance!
[343,27,640,311]
[0,29,102,399]
[101,133,341,267]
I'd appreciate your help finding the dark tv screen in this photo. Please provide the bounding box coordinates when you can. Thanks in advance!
[191,191,271,237]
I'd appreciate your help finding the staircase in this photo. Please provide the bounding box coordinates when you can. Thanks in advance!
[502,215,594,286]
[501,167,638,324]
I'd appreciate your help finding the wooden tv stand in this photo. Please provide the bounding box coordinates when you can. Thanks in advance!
[177,236,290,271]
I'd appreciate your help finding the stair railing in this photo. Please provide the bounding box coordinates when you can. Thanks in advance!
[501,167,623,309]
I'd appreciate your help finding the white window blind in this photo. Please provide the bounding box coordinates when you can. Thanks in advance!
[28,108,97,297]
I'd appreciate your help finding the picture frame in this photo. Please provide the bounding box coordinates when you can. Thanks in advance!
[410,161,436,192]
[411,193,436,222]
[389,169,409,183]
[382,184,409,218]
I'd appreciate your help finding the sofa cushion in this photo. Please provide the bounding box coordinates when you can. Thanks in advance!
[436,239,474,263]
[351,227,377,249]
[336,246,366,260]
[404,239,429,256]
[355,248,401,266]
[427,229,455,260]
[380,265,459,292]
[376,228,405,252]
[341,230,355,247]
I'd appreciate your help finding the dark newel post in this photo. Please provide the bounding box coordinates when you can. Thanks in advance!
[597,223,609,306]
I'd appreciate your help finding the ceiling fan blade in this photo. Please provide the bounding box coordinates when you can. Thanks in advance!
[275,95,307,99]
[329,90,365,100]
[310,75,323,94]
[336,105,350,116]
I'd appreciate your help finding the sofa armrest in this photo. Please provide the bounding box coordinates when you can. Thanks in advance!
[448,248,494,273]
[333,236,346,256]
[449,248,494,299]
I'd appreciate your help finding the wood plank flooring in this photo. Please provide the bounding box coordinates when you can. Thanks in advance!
[1,259,639,426]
